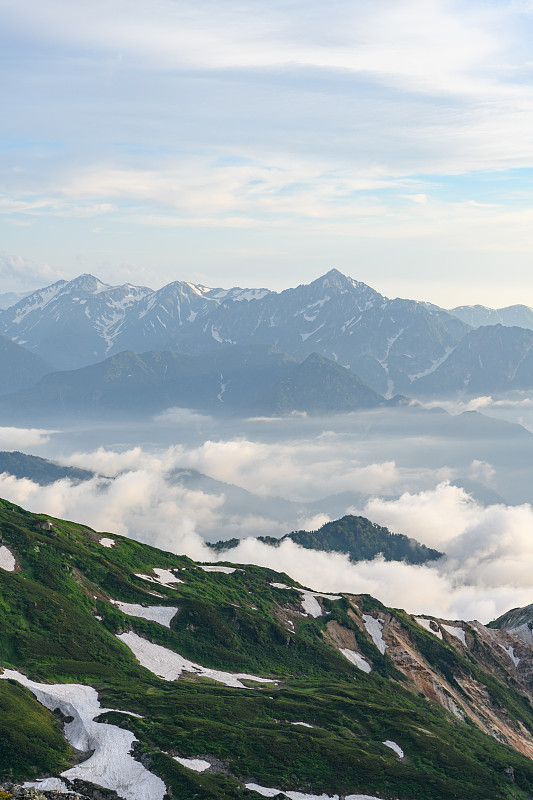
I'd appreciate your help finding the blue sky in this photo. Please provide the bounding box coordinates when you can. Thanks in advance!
[3,0,533,305]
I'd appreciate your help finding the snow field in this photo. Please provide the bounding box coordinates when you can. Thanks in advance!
[441,624,467,646]
[270,583,341,618]
[0,669,166,800]
[117,630,276,688]
[499,644,520,667]
[111,600,178,628]
[173,756,211,772]
[415,618,443,639]
[0,545,16,571]
[199,565,238,573]
[340,649,372,673]
[99,538,115,548]
[383,740,404,758]
[23,778,71,793]
[246,785,387,800]
[134,568,183,586]
[362,615,388,654]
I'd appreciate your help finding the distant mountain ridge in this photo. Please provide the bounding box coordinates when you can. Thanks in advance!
[0,345,391,420]
[0,269,469,395]
[210,513,443,565]
[6,268,533,399]
[449,303,533,331]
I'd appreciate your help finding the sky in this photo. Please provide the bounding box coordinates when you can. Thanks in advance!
[3,0,533,305]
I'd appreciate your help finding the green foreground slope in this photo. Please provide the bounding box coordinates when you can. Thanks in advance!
[0,498,532,799]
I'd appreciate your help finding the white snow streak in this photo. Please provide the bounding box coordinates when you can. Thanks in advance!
[0,545,16,571]
[499,644,520,667]
[111,601,178,628]
[441,624,467,646]
[134,568,183,586]
[340,649,372,673]
[173,756,211,772]
[362,615,388,654]
[415,618,443,639]
[117,631,275,688]
[270,583,340,618]
[23,778,71,793]
[199,565,237,574]
[0,669,165,800]
[383,740,404,759]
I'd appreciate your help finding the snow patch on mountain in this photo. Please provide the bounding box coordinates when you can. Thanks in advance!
[340,649,372,673]
[383,740,404,759]
[362,615,388,654]
[117,630,276,688]
[270,583,340,618]
[0,669,166,800]
[111,601,178,628]
[0,545,16,571]
[246,784,386,800]
[173,756,211,772]
[134,568,183,586]
[415,618,443,639]
[199,564,238,573]
[499,644,520,667]
[441,624,467,646]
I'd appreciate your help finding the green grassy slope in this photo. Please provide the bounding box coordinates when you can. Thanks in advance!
[0,498,532,799]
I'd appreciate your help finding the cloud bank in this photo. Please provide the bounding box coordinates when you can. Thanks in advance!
[1,435,533,623]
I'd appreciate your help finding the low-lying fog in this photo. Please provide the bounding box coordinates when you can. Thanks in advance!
[2,396,533,624]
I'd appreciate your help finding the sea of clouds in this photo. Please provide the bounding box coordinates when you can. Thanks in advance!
[1,408,533,625]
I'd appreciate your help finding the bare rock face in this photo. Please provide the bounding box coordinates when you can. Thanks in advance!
[344,595,533,760]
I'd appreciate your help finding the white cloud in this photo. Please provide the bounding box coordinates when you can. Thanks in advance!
[0,253,63,292]
[0,427,55,449]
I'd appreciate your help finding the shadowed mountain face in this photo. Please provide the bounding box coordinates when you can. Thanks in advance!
[0,346,391,421]
[411,325,533,395]
[2,498,533,799]
[0,452,94,485]
[0,335,53,394]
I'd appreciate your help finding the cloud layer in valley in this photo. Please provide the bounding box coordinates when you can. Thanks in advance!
[2,424,533,623]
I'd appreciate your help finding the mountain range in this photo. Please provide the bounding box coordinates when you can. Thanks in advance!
[3,498,533,799]
[3,270,533,406]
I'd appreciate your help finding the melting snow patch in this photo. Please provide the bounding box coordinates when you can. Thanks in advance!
[340,649,372,673]
[0,545,16,571]
[246,786,339,800]
[291,722,313,728]
[415,618,443,639]
[199,565,238,574]
[135,568,183,587]
[99,538,115,548]
[270,584,340,618]
[24,778,71,793]
[499,644,520,667]
[442,624,467,646]
[117,631,275,688]
[362,615,388,654]
[0,669,165,800]
[111,601,178,628]
[174,756,211,772]
[383,740,404,759]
